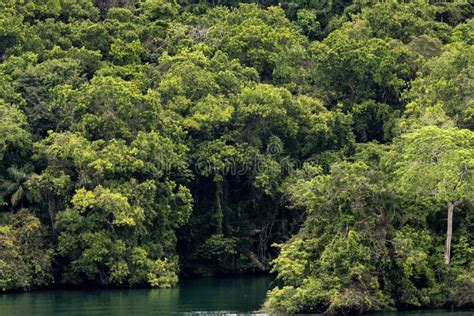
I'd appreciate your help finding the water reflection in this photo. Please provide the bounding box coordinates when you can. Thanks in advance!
[0,276,273,315]
[2,276,469,316]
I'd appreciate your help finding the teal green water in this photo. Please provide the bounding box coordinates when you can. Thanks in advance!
[0,276,273,315]
[0,276,472,315]
[372,312,472,316]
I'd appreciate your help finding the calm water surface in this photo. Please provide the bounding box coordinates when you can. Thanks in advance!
[0,275,472,315]
[0,276,272,315]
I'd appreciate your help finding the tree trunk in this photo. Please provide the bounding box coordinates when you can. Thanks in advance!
[213,180,223,235]
[444,202,454,264]
[247,251,266,271]
[47,192,57,234]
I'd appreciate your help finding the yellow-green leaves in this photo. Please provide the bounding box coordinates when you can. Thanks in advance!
[237,84,298,141]
[403,44,474,130]
[71,186,143,226]
[207,4,305,74]
[34,128,191,287]
[0,210,53,291]
[0,101,30,160]
[183,95,234,132]
[394,126,474,203]
[310,28,413,106]
[76,76,161,141]
[147,258,179,288]
[110,38,143,65]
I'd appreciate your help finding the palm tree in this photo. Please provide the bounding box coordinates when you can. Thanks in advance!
[0,164,35,209]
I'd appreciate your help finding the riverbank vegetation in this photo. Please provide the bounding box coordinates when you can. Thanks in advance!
[0,0,472,313]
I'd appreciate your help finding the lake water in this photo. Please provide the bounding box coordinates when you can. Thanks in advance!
[0,275,471,315]
[0,276,273,315]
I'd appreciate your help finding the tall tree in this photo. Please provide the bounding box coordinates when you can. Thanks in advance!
[394,126,474,264]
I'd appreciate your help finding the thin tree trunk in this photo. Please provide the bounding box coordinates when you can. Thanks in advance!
[444,202,454,264]
[247,250,266,271]
[213,180,223,235]
[47,192,57,234]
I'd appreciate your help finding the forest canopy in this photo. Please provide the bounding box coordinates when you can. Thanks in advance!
[0,0,473,313]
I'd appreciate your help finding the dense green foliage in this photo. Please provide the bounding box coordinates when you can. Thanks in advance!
[0,0,472,313]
